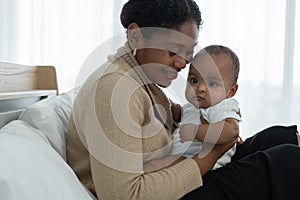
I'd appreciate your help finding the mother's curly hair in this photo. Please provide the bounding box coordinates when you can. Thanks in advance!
[121,0,202,31]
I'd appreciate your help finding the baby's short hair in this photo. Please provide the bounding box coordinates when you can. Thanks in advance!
[194,45,240,84]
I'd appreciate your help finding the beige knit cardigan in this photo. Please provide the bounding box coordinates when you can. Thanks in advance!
[66,43,202,200]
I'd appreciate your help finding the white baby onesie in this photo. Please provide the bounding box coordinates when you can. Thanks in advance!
[170,98,241,169]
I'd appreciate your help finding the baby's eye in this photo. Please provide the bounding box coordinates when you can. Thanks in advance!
[207,81,217,87]
[190,77,198,84]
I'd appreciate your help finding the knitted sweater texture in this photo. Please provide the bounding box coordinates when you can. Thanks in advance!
[66,43,202,200]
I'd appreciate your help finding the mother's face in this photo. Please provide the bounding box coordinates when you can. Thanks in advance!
[131,20,199,87]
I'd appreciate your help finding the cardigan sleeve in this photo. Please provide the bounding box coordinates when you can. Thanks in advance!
[87,72,202,200]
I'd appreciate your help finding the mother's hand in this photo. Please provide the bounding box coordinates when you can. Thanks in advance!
[237,136,244,146]
[192,140,236,176]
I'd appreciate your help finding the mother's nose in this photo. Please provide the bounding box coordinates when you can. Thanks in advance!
[173,56,188,71]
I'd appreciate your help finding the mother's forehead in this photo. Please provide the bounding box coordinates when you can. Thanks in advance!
[140,27,198,47]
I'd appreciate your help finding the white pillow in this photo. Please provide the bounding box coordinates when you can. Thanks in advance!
[0,120,96,200]
[18,91,73,160]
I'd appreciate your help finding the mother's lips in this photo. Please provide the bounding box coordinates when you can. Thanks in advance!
[162,69,178,79]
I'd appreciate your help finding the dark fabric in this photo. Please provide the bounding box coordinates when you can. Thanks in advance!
[182,150,272,200]
[232,125,298,161]
[181,125,300,200]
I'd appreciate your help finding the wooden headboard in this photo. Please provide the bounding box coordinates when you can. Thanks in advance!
[0,62,58,127]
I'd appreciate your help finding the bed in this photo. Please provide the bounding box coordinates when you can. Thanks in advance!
[0,62,96,200]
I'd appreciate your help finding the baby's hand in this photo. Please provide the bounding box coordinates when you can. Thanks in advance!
[179,123,198,143]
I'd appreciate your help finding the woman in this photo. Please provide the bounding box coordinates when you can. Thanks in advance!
[66,0,300,199]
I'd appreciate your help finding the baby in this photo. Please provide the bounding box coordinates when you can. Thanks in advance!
[143,45,241,172]
[170,44,241,169]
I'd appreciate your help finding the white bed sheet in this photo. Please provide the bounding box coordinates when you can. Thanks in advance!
[0,120,96,200]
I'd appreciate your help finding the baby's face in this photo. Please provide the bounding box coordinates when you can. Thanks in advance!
[185,54,237,108]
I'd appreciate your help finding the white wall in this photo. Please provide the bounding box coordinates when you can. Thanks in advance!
[0,0,299,138]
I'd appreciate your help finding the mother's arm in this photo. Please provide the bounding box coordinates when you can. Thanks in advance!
[143,141,236,174]
[170,99,182,126]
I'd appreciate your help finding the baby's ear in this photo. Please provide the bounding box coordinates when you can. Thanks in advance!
[228,83,238,97]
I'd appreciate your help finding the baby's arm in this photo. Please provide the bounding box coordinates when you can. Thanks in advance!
[179,118,239,144]
[180,99,241,144]
[197,118,239,144]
